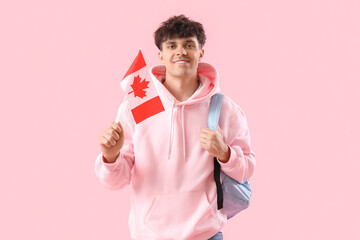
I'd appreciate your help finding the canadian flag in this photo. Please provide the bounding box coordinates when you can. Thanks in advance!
[121,49,165,124]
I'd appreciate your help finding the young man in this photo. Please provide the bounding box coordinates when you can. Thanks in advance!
[95,15,256,240]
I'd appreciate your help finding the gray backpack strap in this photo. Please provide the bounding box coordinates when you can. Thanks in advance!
[208,93,224,131]
[208,93,224,210]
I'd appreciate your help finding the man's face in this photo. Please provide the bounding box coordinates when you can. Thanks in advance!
[158,36,204,79]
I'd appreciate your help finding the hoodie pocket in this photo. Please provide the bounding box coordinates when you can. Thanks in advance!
[144,190,216,238]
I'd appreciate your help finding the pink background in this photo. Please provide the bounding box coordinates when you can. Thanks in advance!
[1,0,359,239]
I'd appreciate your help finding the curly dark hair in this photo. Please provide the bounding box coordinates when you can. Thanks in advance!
[154,15,206,51]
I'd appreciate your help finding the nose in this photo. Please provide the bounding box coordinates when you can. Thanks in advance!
[176,46,187,55]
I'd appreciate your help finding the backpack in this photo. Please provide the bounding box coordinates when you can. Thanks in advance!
[208,92,252,219]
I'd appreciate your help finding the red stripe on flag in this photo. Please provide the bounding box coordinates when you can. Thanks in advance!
[131,96,165,124]
[122,50,147,80]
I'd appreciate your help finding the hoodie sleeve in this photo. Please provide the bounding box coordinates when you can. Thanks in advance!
[95,101,135,190]
[218,104,256,183]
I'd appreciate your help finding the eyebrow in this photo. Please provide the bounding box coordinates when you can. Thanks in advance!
[165,40,196,44]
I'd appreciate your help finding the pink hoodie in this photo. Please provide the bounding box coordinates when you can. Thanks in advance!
[95,62,256,240]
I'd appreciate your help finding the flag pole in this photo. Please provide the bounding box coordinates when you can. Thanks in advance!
[116,94,128,123]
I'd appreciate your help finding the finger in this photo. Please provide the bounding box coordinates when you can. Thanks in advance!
[200,130,214,138]
[200,135,210,142]
[107,127,120,140]
[200,141,207,149]
[106,128,119,141]
[200,141,211,151]
[201,128,214,134]
[100,135,112,148]
[200,138,210,146]
[201,132,216,141]
[202,132,217,140]
[200,132,209,139]
[111,122,122,135]
[103,132,117,146]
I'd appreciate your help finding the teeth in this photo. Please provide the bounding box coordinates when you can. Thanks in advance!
[175,61,188,63]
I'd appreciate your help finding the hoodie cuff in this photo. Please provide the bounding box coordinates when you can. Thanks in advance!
[100,152,121,171]
[218,145,243,171]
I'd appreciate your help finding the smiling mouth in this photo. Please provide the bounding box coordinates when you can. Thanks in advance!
[173,60,190,64]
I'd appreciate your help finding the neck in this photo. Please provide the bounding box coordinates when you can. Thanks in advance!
[162,73,200,102]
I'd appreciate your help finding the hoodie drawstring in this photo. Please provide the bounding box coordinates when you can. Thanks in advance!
[181,105,186,161]
[167,102,186,162]
[168,101,175,160]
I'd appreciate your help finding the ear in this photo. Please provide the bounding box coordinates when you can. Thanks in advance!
[199,49,205,61]
[158,51,165,64]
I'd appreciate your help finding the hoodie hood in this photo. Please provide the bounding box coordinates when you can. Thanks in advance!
[149,62,221,161]
[149,62,220,105]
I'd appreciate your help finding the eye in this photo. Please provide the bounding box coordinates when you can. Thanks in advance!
[167,45,175,49]
[187,44,194,48]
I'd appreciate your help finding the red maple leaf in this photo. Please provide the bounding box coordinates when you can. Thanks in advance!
[128,75,150,99]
